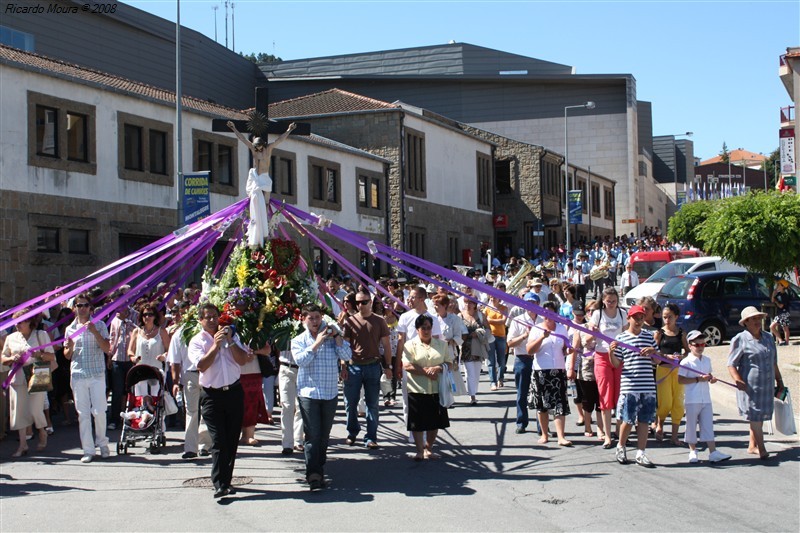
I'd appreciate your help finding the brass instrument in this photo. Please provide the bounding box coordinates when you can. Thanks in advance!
[589,259,611,281]
[506,260,535,295]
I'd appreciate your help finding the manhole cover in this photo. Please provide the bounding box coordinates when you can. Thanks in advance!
[183,476,253,488]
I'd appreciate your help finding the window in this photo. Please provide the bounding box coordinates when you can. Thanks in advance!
[604,187,614,220]
[191,129,238,194]
[217,144,233,185]
[359,176,379,209]
[639,161,648,177]
[66,112,88,162]
[477,152,492,211]
[28,92,96,174]
[270,149,296,201]
[405,128,426,196]
[448,235,460,267]
[0,25,35,51]
[36,105,58,157]
[578,179,587,214]
[408,228,426,259]
[68,229,90,254]
[149,129,168,175]
[495,160,512,195]
[124,124,143,171]
[308,157,341,210]
[118,112,173,185]
[591,184,601,216]
[36,227,59,253]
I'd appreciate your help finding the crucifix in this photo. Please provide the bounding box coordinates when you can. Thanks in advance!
[211,87,309,247]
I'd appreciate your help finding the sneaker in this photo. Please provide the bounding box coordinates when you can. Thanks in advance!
[515,426,526,434]
[709,450,732,463]
[688,450,699,463]
[181,451,198,460]
[100,446,110,459]
[107,423,117,430]
[635,453,655,468]
[615,446,628,464]
[45,426,55,435]
[80,455,93,463]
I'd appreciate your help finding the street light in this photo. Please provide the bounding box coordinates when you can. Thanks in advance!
[564,101,595,257]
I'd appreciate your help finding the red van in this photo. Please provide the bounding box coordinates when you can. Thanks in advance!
[629,250,702,282]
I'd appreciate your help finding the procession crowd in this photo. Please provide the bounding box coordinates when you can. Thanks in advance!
[0,230,787,495]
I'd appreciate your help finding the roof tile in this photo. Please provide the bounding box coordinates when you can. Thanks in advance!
[268,88,398,118]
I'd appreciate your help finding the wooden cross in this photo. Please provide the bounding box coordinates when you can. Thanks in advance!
[211,87,310,136]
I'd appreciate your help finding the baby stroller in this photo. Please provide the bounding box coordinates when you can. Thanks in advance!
[117,364,167,455]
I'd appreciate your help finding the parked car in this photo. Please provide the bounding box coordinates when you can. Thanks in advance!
[628,250,702,283]
[623,256,743,307]
[656,271,800,346]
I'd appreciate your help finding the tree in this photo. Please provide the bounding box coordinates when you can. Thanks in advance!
[719,142,730,164]
[240,52,282,64]
[763,148,780,189]
[667,200,717,249]
[699,191,800,284]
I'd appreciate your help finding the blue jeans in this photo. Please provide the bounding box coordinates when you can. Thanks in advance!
[343,362,381,443]
[488,337,508,385]
[514,356,534,428]
[298,396,337,479]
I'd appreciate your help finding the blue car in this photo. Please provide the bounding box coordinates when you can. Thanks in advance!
[656,271,800,346]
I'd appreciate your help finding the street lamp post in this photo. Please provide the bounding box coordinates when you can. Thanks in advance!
[564,101,595,257]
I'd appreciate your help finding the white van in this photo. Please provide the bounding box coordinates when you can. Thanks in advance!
[622,256,744,307]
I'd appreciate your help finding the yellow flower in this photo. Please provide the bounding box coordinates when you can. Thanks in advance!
[236,262,248,287]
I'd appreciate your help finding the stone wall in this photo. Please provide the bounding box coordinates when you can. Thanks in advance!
[0,190,175,311]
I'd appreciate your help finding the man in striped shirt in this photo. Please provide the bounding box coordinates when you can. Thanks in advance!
[609,305,658,468]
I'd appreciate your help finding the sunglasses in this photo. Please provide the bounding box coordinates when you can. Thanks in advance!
[356,300,371,305]
[75,303,90,308]
[143,313,156,317]
[691,342,706,347]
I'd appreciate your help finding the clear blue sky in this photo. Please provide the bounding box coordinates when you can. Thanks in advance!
[129,0,798,160]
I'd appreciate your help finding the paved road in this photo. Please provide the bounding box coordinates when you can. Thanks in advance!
[1,349,798,532]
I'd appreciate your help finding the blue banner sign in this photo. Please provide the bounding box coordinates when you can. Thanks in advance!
[568,190,582,225]
[677,190,687,209]
[183,171,211,226]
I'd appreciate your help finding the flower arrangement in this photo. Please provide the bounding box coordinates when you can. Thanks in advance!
[183,237,323,351]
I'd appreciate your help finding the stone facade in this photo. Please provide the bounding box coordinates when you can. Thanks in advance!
[0,190,175,310]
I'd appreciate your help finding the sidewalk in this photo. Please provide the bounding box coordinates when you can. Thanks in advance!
[704,335,799,435]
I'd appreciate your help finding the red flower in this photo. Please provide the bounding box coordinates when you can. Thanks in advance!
[218,313,234,327]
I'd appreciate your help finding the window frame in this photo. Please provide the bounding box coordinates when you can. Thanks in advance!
[591,183,601,216]
[604,187,614,220]
[307,156,342,211]
[476,151,493,211]
[355,167,383,216]
[404,128,427,198]
[118,112,173,186]
[270,148,297,203]
[27,91,96,174]
[191,129,239,195]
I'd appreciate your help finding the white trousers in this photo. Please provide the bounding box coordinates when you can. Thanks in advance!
[183,372,211,453]
[278,366,303,448]
[71,375,109,455]
[464,360,482,397]
[684,402,715,444]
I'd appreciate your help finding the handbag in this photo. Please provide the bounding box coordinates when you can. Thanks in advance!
[451,365,469,397]
[27,362,53,393]
[773,389,796,436]
[437,365,455,408]
[163,393,179,415]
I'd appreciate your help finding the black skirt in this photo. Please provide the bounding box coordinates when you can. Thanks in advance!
[407,392,450,432]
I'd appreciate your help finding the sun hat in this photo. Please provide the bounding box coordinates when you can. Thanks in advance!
[738,306,767,326]
[524,292,540,302]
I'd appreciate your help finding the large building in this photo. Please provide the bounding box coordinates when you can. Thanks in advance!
[262,43,653,236]
[0,46,389,308]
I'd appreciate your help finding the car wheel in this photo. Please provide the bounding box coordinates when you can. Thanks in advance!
[701,321,724,346]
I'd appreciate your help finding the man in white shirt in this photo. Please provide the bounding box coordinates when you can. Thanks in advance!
[619,263,640,297]
[187,303,249,498]
[507,300,538,434]
[168,316,211,460]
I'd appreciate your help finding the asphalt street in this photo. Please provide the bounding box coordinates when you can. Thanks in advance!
[1,343,798,532]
